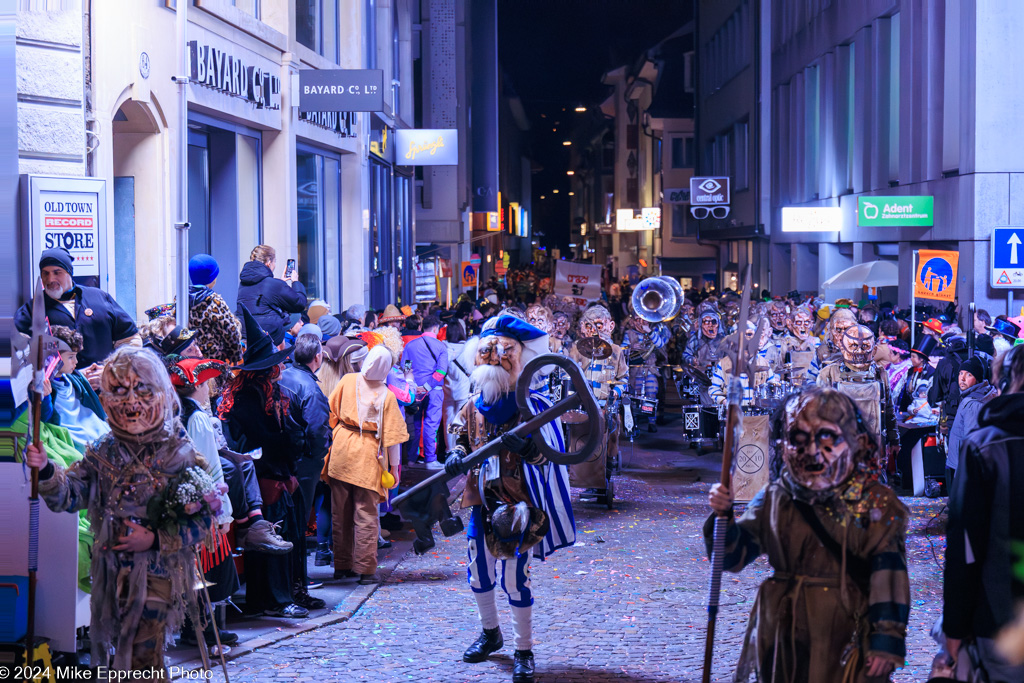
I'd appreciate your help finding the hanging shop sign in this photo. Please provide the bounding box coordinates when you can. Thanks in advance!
[857,196,933,227]
[188,41,281,110]
[781,206,842,232]
[616,208,660,231]
[439,259,453,278]
[22,175,106,280]
[915,249,959,302]
[664,187,690,204]
[298,69,384,113]
[689,177,730,206]
[553,261,602,306]
[990,227,1024,288]
[395,129,459,166]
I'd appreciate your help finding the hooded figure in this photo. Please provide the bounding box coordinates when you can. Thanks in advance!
[683,308,724,372]
[443,314,573,683]
[322,345,409,585]
[706,388,910,683]
[32,347,216,673]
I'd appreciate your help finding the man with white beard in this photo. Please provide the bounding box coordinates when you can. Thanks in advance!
[15,247,140,379]
[444,315,574,683]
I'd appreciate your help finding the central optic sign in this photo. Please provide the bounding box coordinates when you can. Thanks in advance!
[690,177,730,205]
[781,206,842,232]
[298,69,384,113]
[857,196,933,227]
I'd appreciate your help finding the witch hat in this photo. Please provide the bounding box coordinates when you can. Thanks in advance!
[237,304,294,371]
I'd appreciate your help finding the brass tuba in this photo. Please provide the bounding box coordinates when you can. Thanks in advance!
[631,276,682,323]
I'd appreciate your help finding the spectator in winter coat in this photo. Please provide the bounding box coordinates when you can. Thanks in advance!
[279,333,333,569]
[236,245,307,346]
[187,254,244,364]
[929,334,970,436]
[944,346,1024,681]
[15,247,140,373]
[44,325,109,452]
[945,355,998,486]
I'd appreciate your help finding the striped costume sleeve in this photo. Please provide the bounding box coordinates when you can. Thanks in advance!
[522,392,575,559]
[702,487,767,571]
[866,504,910,664]
[710,361,727,404]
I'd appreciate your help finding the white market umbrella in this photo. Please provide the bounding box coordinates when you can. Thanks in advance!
[821,260,899,290]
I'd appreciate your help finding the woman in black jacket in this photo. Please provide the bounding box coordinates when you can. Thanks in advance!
[236,245,308,346]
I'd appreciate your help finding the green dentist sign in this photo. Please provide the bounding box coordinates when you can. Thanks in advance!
[857,196,933,227]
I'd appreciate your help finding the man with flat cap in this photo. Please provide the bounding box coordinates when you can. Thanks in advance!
[15,247,140,381]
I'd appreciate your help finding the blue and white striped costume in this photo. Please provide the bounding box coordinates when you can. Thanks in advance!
[465,391,574,609]
[710,345,780,405]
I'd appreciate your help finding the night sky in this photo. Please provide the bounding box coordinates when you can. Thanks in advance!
[498,0,695,253]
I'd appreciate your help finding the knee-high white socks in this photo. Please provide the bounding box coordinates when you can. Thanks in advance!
[473,591,533,651]
[474,590,500,630]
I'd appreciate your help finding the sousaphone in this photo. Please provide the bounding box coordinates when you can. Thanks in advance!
[631,276,682,323]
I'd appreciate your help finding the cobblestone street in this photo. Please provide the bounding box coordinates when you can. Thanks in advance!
[193,419,946,683]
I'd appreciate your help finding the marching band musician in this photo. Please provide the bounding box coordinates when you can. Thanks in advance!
[568,304,629,403]
[817,324,900,467]
[549,311,573,355]
[683,309,724,374]
[525,304,559,354]
[622,315,667,433]
[710,319,779,406]
[817,307,858,367]
[781,307,822,385]
[762,301,790,376]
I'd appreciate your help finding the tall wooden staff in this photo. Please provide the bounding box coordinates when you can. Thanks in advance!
[701,268,755,683]
[26,279,47,670]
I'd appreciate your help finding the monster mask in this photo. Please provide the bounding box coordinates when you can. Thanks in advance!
[525,304,554,334]
[787,309,814,341]
[783,389,874,492]
[828,309,858,349]
[471,333,524,405]
[579,305,615,341]
[768,302,788,332]
[841,324,877,370]
[100,347,176,443]
[551,312,571,340]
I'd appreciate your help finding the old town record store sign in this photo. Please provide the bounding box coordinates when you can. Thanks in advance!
[188,40,281,111]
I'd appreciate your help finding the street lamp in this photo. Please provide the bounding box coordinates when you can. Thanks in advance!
[566,170,574,175]
[562,141,571,146]
[574,106,587,112]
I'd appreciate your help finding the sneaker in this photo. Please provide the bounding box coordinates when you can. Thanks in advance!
[307,579,323,590]
[238,520,293,555]
[333,569,358,580]
[292,590,326,610]
[180,622,239,647]
[262,602,308,618]
[358,574,380,585]
[423,459,444,471]
[314,543,333,566]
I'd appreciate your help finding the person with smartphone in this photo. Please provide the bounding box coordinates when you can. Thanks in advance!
[236,244,308,347]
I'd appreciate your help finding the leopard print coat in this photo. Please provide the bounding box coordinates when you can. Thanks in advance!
[189,290,243,364]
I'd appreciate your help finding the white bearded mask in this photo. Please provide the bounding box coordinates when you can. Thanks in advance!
[470,334,524,405]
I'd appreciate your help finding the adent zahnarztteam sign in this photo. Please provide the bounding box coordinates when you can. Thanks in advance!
[857,196,934,227]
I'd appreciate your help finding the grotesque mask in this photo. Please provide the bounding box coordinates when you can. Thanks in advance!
[700,314,721,340]
[783,390,867,492]
[681,303,695,322]
[551,313,570,340]
[829,309,858,349]
[579,306,614,341]
[525,305,553,334]
[841,324,877,370]
[788,310,813,341]
[768,302,788,332]
[101,347,173,441]
[722,302,739,328]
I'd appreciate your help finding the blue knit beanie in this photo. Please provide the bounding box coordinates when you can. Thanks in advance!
[188,253,220,286]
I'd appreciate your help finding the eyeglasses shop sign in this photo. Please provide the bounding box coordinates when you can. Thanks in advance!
[396,129,459,166]
[689,177,730,206]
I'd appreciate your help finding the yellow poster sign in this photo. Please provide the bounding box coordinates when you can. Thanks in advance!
[914,250,959,302]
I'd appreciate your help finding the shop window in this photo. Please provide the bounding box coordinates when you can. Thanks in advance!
[296,0,339,63]
[232,0,260,19]
[297,148,342,303]
[671,136,694,169]
[671,206,694,238]
[734,122,749,191]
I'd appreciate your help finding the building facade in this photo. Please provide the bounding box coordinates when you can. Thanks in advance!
[767,0,1022,313]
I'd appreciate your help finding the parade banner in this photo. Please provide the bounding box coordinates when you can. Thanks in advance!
[732,414,770,503]
[553,261,603,306]
[914,249,959,302]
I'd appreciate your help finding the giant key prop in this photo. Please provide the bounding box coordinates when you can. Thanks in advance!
[392,354,602,508]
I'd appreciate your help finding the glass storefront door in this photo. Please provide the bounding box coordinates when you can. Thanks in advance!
[369,159,393,308]
[296,146,341,306]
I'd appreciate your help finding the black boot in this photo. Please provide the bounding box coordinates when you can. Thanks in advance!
[463,627,503,663]
[314,542,333,566]
[513,649,535,683]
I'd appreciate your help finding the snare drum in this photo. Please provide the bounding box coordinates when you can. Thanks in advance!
[683,404,720,444]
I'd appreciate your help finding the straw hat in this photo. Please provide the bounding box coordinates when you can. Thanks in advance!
[379,304,407,324]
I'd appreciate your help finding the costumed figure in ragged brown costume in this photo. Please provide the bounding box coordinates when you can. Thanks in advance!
[26,346,219,673]
[707,388,910,682]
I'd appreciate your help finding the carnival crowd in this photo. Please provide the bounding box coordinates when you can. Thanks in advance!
[14,244,1024,682]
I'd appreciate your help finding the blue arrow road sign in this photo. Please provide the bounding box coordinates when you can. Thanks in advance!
[991,227,1024,288]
